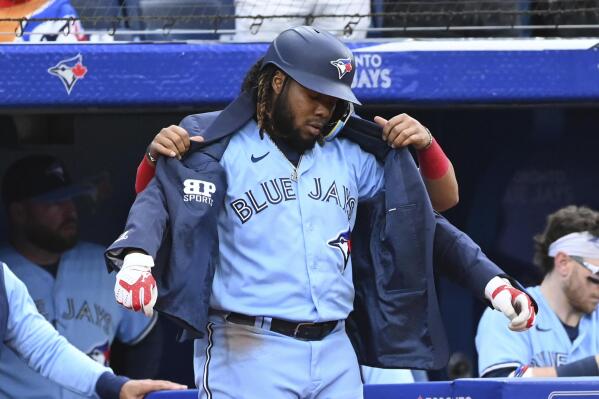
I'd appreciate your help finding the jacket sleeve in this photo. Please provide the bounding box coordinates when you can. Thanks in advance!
[105,174,169,271]
[433,213,504,301]
[106,111,227,271]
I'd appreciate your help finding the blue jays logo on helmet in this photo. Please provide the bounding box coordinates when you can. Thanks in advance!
[328,229,352,271]
[88,340,111,366]
[330,58,353,79]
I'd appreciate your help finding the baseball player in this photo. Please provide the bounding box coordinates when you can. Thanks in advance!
[0,155,158,399]
[107,26,536,398]
[477,205,599,378]
[0,261,185,398]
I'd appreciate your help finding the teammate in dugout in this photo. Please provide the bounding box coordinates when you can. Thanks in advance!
[0,155,161,398]
[477,205,599,378]
[106,26,537,397]
[0,262,185,398]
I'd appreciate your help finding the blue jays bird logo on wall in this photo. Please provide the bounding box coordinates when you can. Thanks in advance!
[328,229,352,271]
[47,53,88,94]
[330,58,353,79]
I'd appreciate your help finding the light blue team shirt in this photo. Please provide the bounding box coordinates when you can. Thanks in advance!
[2,263,110,398]
[0,243,156,399]
[211,120,384,322]
[476,285,599,376]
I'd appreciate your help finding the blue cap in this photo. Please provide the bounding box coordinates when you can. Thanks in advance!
[262,26,360,105]
[1,155,95,205]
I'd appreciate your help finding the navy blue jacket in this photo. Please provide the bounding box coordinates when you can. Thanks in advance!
[106,91,507,369]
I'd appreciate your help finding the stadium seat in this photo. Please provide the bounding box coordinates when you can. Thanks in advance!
[71,0,146,41]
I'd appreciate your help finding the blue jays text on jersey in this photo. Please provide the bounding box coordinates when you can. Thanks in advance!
[207,120,382,323]
[230,176,357,223]
[106,90,507,370]
[476,285,599,376]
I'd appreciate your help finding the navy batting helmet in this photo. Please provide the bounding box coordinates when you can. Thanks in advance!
[262,26,360,105]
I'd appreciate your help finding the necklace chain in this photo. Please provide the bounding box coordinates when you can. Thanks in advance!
[267,135,303,182]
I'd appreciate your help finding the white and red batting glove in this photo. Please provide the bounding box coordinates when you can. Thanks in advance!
[114,252,157,317]
[485,276,536,332]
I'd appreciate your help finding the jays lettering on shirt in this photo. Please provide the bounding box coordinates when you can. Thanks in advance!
[210,119,384,322]
[476,286,599,376]
[0,243,155,399]
[1,263,110,398]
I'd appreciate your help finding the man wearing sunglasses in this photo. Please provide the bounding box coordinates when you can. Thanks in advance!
[476,205,599,378]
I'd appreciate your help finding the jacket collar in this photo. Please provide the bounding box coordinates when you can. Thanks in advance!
[193,91,392,162]
[183,90,256,161]
[341,116,391,163]
[202,90,256,143]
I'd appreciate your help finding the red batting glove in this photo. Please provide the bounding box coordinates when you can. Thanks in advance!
[114,253,157,317]
[485,276,536,332]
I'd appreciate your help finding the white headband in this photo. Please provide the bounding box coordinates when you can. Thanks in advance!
[548,231,599,259]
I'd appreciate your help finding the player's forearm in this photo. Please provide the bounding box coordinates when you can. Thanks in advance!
[417,138,458,211]
[5,267,112,396]
[11,304,128,399]
[514,356,599,378]
[423,163,458,211]
[528,367,558,377]
[135,155,156,194]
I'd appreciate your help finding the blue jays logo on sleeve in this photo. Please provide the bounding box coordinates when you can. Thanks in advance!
[330,58,353,79]
[88,340,111,366]
[47,54,88,95]
[328,229,352,271]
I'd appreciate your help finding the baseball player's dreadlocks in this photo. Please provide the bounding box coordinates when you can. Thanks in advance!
[241,57,287,139]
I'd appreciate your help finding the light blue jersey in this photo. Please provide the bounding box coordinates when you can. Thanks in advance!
[0,243,155,399]
[476,285,599,376]
[210,119,384,322]
[195,120,384,398]
[2,263,109,398]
